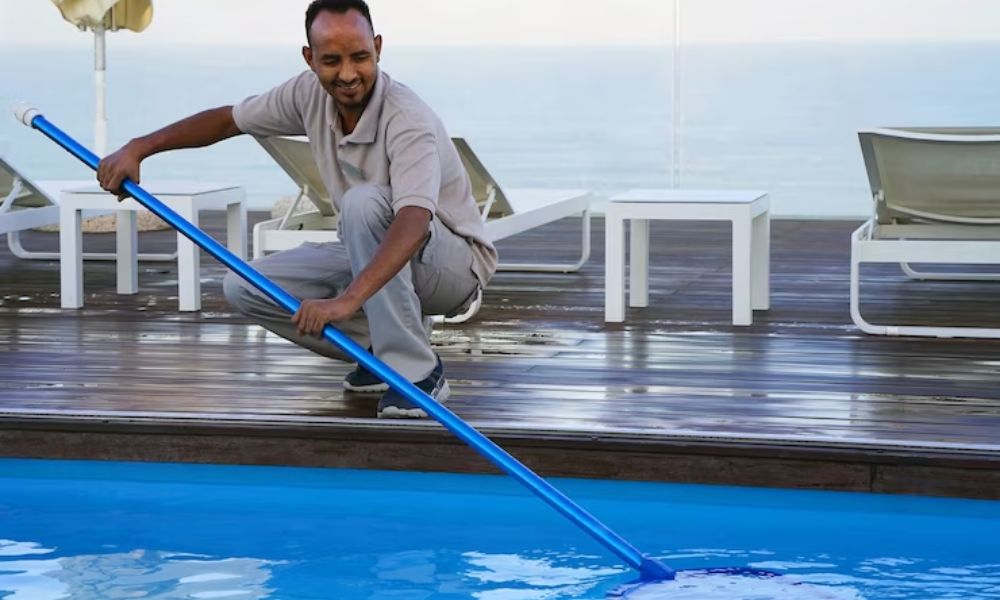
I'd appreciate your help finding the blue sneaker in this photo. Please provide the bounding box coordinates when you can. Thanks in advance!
[343,355,389,393]
[377,357,450,419]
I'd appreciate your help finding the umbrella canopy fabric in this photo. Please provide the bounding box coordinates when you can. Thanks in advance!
[51,0,153,32]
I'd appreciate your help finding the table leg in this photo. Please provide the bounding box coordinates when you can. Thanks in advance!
[226,199,247,260]
[752,211,770,311]
[175,203,201,311]
[731,216,753,325]
[605,211,627,322]
[116,209,138,295]
[629,219,649,308]
[59,206,83,309]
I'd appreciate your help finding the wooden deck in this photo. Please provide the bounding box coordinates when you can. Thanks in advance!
[2,213,1000,499]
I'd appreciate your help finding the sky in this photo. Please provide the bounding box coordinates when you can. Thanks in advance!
[4,0,1000,48]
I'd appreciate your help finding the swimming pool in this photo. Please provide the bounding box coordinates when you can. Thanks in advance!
[1,459,998,599]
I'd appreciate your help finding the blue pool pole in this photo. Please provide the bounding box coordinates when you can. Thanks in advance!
[15,105,674,583]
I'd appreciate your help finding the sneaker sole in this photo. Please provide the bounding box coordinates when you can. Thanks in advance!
[342,381,390,393]
[377,381,450,419]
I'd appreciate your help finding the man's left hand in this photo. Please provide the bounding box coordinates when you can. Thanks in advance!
[292,296,362,337]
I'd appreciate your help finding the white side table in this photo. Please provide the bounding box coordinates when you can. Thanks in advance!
[605,189,770,325]
[59,181,247,311]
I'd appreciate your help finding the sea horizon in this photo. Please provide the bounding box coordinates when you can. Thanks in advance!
[4,41,1000,217]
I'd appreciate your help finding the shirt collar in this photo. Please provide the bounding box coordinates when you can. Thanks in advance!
[334,69,387,146]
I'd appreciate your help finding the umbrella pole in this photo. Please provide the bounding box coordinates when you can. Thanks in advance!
[93,24,107,156]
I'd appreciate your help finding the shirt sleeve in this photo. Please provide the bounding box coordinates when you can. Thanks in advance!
[232,71,311,137]
[385,113,441,215]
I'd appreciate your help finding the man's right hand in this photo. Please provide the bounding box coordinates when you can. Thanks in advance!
[97,141,144,200]
[93,106,240,200]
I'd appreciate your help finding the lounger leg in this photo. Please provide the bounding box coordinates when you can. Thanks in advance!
[751,211,770,310]
[252,220,266,260]
[732,216,753,325]
[899,262,1000,281]
[116,210,138,295]
[435,288,484,324]
[629,218,649,308]
[176,204,201,311]
[59,206,83,309]
[574,207,592,272]
[8,229,177,262]
[605,211,627,322]
[496,209,592,273]
[845,220,1000,339]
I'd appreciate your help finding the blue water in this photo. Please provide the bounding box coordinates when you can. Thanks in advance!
[4,43,1000,217]
[1,459,998,599]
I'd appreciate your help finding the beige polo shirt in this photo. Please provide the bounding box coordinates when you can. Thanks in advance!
[232,69,497,287]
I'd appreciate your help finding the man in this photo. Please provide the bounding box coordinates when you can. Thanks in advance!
[96,0,497,418]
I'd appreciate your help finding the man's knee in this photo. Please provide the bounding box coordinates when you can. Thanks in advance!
[340,184,392,230]
[222,270,251,312]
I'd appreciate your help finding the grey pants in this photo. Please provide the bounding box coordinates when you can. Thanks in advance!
[223,184,480,381]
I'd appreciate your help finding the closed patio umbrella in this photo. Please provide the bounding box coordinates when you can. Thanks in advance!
[48,0,165,234]
[50,0,153,155]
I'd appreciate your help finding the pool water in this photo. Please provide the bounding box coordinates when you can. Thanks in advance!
[1,459,998,599]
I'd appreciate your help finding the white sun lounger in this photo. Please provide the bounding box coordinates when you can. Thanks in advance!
[251,135,592,321]
[1,153,173,262]
[852,127,1000,338]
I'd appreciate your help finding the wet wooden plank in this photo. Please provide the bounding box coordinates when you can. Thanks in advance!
[2,213,1000,497]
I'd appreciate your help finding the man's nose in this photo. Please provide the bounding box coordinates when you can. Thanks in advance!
[339,62,357,82]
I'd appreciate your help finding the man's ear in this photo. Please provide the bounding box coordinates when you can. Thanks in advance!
[302,45,313,68]
[374,34,382,62]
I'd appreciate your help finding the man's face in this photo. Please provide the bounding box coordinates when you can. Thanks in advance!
[302,9,382,113]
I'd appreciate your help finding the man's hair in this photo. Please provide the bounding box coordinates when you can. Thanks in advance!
[305,0,374,45]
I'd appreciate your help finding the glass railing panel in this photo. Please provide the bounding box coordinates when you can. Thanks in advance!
[674,0,1000,218]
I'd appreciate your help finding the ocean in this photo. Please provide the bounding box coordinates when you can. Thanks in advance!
[3,42,1000,217]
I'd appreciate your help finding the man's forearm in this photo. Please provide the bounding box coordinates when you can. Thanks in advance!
[343,206,432,305]
[132,106,241,159]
